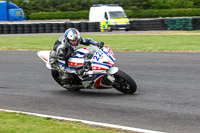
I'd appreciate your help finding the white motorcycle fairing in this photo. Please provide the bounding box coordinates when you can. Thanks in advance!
[37,51,52,69]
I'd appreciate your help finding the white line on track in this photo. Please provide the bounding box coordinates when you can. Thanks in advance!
[0,109,166,133]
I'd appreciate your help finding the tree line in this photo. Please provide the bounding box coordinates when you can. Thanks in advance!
[5,0,200,18]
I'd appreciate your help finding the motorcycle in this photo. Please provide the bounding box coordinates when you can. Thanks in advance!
[37,45,137,94]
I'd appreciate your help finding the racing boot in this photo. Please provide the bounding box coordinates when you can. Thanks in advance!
[62,80,72,89]
[61,75,72,89]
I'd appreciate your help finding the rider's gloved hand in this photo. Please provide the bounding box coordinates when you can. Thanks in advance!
[96,42,104,49]
[49,58,57,69]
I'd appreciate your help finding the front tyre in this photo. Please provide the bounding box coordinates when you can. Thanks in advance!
[113,70,137,94]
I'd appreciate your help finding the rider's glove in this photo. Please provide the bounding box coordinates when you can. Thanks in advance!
[96,42,104,49]
[49,58,57,69]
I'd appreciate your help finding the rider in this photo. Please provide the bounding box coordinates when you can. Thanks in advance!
[49,28,104,76]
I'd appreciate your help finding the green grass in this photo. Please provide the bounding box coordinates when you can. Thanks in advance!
[0,35,57,50]
[179,30,200,33]
[0,111,127,133]
[0,33,200,51]
[91,34,200,51]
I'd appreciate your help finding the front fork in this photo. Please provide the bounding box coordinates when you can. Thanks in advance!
[104,67,119,86]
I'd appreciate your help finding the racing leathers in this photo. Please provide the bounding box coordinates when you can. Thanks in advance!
[49,34,104,75]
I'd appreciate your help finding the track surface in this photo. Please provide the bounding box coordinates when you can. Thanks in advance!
[0,51,200,133]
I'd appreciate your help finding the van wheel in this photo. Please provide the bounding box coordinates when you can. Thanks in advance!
[108,26,112,32]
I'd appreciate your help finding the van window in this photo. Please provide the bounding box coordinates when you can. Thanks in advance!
[104,12,108,20]
[15,10,23,18]
[109,11,127,19]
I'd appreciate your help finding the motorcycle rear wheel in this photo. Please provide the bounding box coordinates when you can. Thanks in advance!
[113,70,137,94]
[51,70,81,91]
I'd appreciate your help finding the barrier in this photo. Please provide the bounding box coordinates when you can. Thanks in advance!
[130,19,167,31]
[80,22,88,32]
[0,18,200,34]
[192,18,200,30]
[0,22,101,34]
[164,18,193,30]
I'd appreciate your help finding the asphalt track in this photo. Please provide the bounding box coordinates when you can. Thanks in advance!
[0,51,200,133]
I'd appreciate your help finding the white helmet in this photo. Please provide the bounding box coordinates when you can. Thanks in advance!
[64,28,81,50]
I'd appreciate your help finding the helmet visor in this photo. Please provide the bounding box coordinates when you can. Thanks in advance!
[70,40,78,46]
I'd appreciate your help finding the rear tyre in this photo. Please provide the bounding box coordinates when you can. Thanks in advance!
[113,70,137,94]
[51,70,63,87]
[51,70,80,91]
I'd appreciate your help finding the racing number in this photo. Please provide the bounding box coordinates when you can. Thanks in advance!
[93,50,103,61]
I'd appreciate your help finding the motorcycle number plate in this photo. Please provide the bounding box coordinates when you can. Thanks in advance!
[93,50,104,61]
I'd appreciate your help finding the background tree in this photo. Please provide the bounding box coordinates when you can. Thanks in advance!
[5,0,197,19]
[193,0,200,7]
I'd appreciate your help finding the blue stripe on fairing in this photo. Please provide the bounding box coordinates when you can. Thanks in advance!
[76,51,85,55]
[83,73,105,81]
[70,56,83,59]
[92,62,111,68]
[58,61,76,72]
[102,50,114,62]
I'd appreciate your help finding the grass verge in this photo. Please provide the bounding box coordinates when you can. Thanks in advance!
[0,32,200,51]
[0,111,136,133]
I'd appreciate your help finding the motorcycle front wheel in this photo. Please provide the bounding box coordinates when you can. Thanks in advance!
[113,70,137,94]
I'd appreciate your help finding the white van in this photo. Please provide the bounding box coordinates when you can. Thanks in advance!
[89,4,130,31]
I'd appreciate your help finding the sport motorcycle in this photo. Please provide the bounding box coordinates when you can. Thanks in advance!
[37,45,137,94]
